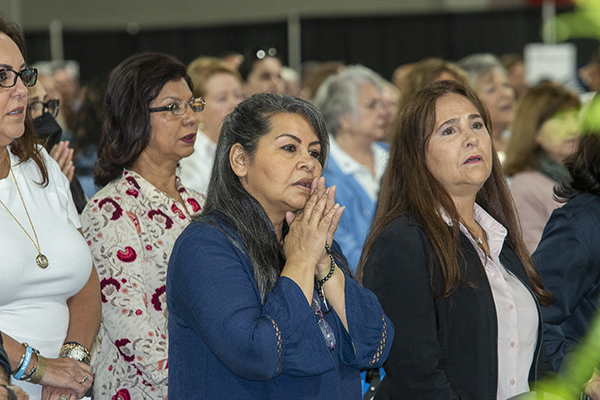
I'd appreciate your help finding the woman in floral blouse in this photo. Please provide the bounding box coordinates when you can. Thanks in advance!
[80,53,206,400]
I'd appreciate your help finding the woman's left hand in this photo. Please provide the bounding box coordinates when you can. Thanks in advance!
[40,386,79,400]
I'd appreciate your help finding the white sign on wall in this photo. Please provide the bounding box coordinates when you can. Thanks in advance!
[524,42,577,86]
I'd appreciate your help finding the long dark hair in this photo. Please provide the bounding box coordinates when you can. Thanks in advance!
[555,132,600,201]
[0,16,48,185]
[357,80,552,306]
[94,53,192,187]
[200,93,329,302]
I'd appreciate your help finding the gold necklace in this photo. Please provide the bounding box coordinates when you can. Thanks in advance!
[0,153,49,269]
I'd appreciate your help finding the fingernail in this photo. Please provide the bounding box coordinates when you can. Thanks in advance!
[326,187,330,194]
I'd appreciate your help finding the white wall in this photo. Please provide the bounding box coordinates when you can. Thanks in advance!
[10,0,504,32]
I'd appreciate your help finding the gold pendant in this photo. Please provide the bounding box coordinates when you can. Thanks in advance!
[36,253,49,269]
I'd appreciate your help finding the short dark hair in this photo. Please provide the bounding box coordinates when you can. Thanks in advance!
[200,93,329,301]
[95,52,192,187]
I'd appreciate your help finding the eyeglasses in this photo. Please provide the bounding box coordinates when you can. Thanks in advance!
[0,67,38,88]
[149,97,205,116]
[28,98,60,118]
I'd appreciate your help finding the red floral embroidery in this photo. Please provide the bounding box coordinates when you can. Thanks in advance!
[125,188,139,198]
[147,209,173,229]
[151,285,166,311]
[187,197,201,212]
[146,244,152,250]
[117,246,137,262]
[115,339,135,362]
[171,203,185,219]
[135,309,142,316]
[111,388,131,400]
[100,277,121,303]
[98,198,123,220]
[125,174,141,190]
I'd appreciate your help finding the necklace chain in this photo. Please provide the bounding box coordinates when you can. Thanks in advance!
[0,152,49,269]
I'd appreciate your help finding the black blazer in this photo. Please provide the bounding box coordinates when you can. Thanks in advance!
[362,214,552,400]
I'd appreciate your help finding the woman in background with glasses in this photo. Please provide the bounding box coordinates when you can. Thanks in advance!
[28,78,89,214]
[80,53,206,400]
[0,17,101,400]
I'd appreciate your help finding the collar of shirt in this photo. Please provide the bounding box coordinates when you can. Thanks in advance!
[328,136,388,180]
[120,169,203,218]
[439,203,507,261]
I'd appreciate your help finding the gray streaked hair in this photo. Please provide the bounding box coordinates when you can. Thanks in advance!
[457,53,507,88]
[313,65,383,136]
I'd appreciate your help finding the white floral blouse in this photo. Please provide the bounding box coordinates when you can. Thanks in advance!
[81,170,204,400]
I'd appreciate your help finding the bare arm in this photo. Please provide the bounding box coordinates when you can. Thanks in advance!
[64,229,101,351]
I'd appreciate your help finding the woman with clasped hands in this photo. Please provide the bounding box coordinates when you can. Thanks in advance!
[167,93,392,399]
[0,17,100,400]
[359,81,553,399]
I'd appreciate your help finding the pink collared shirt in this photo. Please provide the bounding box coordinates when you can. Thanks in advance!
[444,205,538,399]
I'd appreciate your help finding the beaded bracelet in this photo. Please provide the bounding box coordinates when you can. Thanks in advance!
[0,384,17,400]
[12,345,32,380]
[316,244,336,308]
[316,244,336,285]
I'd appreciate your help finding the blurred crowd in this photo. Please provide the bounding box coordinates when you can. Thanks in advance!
[3,12,600,400]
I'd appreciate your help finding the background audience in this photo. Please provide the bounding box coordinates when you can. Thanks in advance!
[313,65,388,272]
[458,53,516,160]
[179,57,244,194]
[505,82,581,253]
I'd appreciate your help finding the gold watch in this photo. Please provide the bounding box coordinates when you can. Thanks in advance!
[59,342,91,365]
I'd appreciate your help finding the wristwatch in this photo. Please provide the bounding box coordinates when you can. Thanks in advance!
[59,342,91,365]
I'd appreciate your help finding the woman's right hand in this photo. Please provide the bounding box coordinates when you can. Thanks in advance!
[283,177,342,272]
[39,357,92,399]
[49,141,75,183]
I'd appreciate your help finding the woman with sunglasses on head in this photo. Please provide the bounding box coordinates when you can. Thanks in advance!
[0,17,101,400]
[80,53,206,400]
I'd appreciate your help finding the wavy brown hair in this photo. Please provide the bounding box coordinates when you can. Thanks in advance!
[1,16,48,185]
[504,81,580,176]
[357,80,552,306]
[397,58,470,113]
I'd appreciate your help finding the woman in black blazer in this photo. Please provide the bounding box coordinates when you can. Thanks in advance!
[358,80,553,400]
